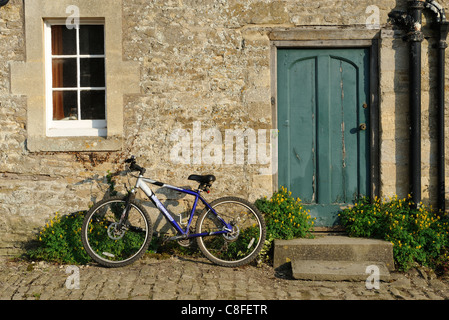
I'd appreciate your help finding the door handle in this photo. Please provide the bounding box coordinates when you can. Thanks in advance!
[359,123,367,131]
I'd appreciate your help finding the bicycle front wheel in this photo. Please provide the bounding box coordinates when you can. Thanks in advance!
[196,197,266,267]
[81,196,152,268]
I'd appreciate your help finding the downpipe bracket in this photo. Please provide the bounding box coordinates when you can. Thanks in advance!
[388,2,425,34]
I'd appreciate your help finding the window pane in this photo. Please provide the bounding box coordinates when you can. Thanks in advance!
[80,25,104,55]
[80,58,105,87]
[52,91,78,120]
[81,90,105,120]
[52,58,77,88]
[51,25,76,55]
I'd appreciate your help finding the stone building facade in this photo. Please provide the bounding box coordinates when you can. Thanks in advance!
[1,0,448,255]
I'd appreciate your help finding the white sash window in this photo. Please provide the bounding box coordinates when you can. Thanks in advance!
[45,20,106,137]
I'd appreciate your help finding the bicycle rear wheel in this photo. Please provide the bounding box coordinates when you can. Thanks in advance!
[81,196,152,268]
[196,197,266,267]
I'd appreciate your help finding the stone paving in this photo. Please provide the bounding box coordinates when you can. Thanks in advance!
[1,254,449,301]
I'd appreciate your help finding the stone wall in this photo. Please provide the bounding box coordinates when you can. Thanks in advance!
[1,0,449,255]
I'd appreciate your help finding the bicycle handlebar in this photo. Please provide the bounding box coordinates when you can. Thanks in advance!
[125,156,146,175]
[124,156,135,163]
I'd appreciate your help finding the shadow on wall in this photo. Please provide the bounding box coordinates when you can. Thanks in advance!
[73,170,203,236]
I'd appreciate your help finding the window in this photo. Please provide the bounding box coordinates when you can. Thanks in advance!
[11,0,140,152]
[45,20,106,137]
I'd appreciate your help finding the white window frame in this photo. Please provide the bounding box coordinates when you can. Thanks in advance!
[44,19,107,137]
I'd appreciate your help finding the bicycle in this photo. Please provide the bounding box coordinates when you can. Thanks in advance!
[81,156,266,268]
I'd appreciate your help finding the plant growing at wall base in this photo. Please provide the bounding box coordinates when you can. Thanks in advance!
[27,211,91,265]
[338,195,449,271]
[255,186,315,262]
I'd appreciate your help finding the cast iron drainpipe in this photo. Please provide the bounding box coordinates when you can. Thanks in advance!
[436,22,449,212]
[425,0,449,212]
[408,1,425,208]
[388,1,427,208]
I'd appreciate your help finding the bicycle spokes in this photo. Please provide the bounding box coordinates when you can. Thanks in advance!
[85,200,149,263]
[197,199,264,266]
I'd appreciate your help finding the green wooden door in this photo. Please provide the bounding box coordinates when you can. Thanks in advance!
[277,48,370,228]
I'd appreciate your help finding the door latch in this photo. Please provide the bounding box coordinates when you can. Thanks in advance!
[359,123,367,131]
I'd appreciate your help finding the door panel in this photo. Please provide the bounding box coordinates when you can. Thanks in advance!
[277,48,370,227]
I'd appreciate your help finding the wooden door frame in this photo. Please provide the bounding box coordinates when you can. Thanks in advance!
[270,30,380,230]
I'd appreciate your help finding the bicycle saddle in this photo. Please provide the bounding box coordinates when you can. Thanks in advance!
[188,174,216,184]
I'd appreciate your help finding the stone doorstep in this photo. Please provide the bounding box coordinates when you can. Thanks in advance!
[273,236,395,272]
[291,260,391,282]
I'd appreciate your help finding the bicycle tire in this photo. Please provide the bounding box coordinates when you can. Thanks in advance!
[81,196,153,268]
[196,197,266,267]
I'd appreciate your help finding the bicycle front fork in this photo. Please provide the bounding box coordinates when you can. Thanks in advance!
[118,191,136,229]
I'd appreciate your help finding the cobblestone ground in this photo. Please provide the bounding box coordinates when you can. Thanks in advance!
[1,255,449,301]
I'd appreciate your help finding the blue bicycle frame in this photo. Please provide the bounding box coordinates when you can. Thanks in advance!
[132,175,233,240]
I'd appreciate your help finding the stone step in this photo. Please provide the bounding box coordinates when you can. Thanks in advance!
[291,260,391,281]
[273,236,395,273]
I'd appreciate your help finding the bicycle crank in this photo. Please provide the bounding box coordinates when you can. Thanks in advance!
[177,227,195,247]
